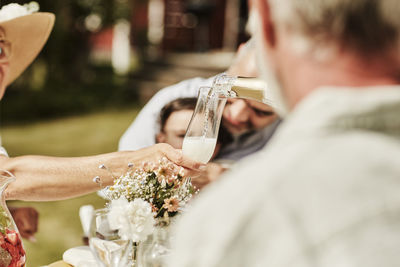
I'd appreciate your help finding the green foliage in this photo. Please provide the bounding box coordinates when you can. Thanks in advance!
[2,66,139,125]
[1,0,136,124]
[0,206,11,235]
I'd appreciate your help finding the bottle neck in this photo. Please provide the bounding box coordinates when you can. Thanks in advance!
[231,77,266,102]
[212,73,271,104]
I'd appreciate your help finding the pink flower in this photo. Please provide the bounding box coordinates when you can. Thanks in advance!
[151,204,159,213]
[163,198,179,212]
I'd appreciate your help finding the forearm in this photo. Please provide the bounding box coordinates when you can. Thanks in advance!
[0,144,201,201]
[1,153,128,201]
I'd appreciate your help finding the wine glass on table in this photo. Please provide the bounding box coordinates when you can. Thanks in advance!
[182,86,227,164]
[88,208,132,267]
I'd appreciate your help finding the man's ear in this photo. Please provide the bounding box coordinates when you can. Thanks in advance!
[0,62,9,99]
[156,132,166,143]
[252,0,276,48]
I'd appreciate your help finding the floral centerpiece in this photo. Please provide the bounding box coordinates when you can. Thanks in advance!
[100,157,197,243]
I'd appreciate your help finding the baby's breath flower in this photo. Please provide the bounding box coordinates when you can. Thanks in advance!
[101,158,195,219]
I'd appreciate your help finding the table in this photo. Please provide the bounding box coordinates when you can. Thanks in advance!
[47,260,72,267]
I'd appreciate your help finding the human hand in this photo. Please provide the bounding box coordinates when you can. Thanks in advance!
[9,206,38,242]
[131,143,205,175]
[191,162,226,190]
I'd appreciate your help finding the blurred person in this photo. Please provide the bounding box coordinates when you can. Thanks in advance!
[156,98,198,149]
[0,4,201,202]
[156,97,232,188]
[119,39,280,162]
[8,206,38,241]
[168,0,400,267]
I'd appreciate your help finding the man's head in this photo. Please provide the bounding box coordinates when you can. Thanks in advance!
[249,0,400,116]
[0,3,54,99]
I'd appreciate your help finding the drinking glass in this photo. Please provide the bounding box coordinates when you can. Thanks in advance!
[88,208,133,267]
[136,225,170,267]
[182,86,227,163]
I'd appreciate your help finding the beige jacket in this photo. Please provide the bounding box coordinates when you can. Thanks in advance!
[169,86,400,267]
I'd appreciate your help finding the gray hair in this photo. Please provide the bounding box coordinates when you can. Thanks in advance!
[268,0,400,56]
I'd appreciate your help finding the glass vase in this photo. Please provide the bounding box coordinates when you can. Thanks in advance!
[136,225,170,267]
[0,170,26,267]
[88,208,134,267]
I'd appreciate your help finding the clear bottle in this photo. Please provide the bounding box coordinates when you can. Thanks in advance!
[212,73,275,107]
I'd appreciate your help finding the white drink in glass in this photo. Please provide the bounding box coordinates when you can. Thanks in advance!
[182,136,217,164]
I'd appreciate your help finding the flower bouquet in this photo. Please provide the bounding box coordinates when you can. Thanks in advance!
[92,158,196,266]
[101,157,196,242]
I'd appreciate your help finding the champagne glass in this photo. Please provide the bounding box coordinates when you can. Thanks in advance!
[182,86,227,163]
[88,208,133,267]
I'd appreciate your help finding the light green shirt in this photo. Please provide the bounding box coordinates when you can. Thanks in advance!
[169,86,400,267]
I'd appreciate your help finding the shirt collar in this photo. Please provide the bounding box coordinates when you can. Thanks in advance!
[274,85,400,142]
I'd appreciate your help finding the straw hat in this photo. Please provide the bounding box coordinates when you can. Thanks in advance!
[0,3,55,85]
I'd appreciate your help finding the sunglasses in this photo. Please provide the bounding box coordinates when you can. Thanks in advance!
[0,40,11,63]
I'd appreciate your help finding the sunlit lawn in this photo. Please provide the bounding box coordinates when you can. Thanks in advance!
[1,107,140,266]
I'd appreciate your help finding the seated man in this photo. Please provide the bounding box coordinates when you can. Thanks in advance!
[168,0,400,266]
[119,40,280,161]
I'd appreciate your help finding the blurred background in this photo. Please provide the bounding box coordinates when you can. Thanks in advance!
[0,0,250,265]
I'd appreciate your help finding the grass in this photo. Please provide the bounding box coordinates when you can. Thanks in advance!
[1,107,140,266]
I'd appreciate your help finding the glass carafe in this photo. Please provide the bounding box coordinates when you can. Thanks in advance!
[0,170,26,267]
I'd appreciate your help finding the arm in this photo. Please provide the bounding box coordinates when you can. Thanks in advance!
[1,144,202,201]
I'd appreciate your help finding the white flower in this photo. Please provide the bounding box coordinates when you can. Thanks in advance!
[0,2,39,23]
[108,197,155,242]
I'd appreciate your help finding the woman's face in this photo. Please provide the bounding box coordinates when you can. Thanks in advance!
[157,109,194,149]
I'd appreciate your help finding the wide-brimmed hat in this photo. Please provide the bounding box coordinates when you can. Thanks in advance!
[0,4,54,85]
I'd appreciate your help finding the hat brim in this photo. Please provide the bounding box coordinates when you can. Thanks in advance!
[0,12,55,85]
